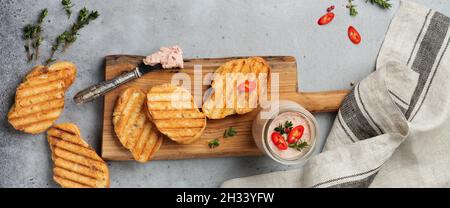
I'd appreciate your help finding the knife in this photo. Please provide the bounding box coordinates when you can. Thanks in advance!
[73,63,163,105]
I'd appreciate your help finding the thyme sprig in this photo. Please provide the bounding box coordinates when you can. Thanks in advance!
[33,9,48,61]
[366,0,392,9]
[61,0,74,18]
[23,24,35,61]
[346,0,392,17]
[347,0,358,17]
[274,121,293,135]
[22,9,48,62]
[46,7,99,65]
[288,141,309,151]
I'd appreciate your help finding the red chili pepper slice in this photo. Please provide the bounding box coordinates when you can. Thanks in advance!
[318,12,335,25]
[238,80,256,92]
[271,132,288,150]
[287,125,304,144]
[348,26,361,44]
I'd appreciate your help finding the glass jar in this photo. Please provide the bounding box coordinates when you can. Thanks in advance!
[252,100,318,165]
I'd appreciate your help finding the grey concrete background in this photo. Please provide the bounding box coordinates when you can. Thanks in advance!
[1,0,449,188]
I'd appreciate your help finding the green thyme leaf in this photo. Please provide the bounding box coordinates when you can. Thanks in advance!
[289,141,309,151]
[350,6,358,17]
[347,0,358,17]
[224,127,237,138]
[208,139,220,149]
[297,141,309,149]
[285,121,293,129]
[61,0,73,18]
[38,8,48,24]
[274,123,285,135]
[23,24,33,39]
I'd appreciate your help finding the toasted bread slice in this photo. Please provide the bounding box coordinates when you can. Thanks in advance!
[147,84,206,144]
[47,123,109,188]
[202,57,271,119]
[8,62,77,134]
[113,87,164,162]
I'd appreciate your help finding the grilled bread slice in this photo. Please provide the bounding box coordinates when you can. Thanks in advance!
[8,62,77,134]
[47,123,109,188]
[113,87,164,162]
[147,84,206,144]
[202,57,271,119]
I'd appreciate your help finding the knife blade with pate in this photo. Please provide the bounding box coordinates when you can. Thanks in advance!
[73,63,162,105]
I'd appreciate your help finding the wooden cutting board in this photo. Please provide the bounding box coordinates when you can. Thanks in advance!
[101,55,348,161]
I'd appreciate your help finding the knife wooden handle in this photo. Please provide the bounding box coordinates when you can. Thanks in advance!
[282,90,350,113]
[74,69,140,104]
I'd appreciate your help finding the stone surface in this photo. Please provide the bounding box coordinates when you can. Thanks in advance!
[1,0,449,187]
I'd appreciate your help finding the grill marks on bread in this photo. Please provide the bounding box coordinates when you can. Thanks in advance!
[147,84,206,144]
[113,88,163,162]
[8,62,77,134]
[47,123,109,188]
[202,57,271,119]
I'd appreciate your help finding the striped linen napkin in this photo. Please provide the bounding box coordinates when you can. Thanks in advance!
[222,0,450,188]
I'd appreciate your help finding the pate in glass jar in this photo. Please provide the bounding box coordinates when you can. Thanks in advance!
[252,100,318,165]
